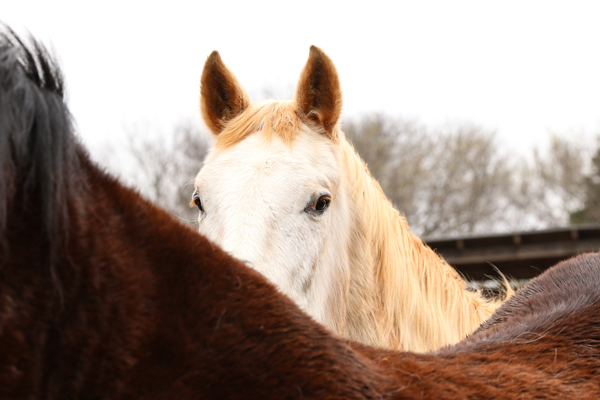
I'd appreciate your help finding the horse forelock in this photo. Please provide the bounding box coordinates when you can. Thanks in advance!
[214,100,303,148]
[0,28,77,299]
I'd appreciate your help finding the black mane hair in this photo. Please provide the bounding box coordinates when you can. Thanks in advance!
[0,27,78,297]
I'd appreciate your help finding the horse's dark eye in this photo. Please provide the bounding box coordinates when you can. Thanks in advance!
[311,195,331,212]
[190,191,204,212]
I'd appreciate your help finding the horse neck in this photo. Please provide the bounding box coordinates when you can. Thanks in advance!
[339,139,497,352]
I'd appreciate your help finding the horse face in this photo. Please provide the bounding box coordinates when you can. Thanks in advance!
[194,126,348,318]
[194,46,349,326]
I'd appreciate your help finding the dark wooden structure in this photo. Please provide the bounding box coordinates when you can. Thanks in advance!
[425,224,600,281]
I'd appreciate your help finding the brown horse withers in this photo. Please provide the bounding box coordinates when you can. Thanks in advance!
[1,28,599,399]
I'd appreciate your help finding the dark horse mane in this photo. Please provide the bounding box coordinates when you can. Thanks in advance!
[1,28,600,399]
[0,29,76,302]
[0,28,71,233]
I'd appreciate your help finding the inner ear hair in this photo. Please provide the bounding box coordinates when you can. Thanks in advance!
[200,51,250,135]
[295,45,342,139]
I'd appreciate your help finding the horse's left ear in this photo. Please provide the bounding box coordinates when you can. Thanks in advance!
[295,46,342,140]
[200,51,250,135]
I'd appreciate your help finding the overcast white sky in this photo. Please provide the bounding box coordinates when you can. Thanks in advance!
[4,1,600,158]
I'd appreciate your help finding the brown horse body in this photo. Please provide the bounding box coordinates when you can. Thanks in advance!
[1,29,599,399]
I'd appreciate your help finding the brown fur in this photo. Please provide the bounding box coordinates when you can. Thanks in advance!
[200,46,342,141]
[3,29,600,399]
[295,45,343,139]
[200,51,250,134]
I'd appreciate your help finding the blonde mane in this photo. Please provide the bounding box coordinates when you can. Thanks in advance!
[339,138,500,351]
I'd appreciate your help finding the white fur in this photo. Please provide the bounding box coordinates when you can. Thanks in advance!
[195,126,351,330]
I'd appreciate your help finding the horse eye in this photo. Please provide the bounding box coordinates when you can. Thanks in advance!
[190,191,204,212]
[311,195,331,212]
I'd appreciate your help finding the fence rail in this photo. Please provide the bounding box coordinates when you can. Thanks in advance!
[425,224,600,282]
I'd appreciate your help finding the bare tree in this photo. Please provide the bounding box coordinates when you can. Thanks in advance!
[106,121,212,224]
[414,125,513,236]
[510,135,589,228]
[344,116,513,237]
[575,139,600,223]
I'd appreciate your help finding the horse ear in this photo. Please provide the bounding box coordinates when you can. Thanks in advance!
[295,46,343,139]
[200,51,250,135]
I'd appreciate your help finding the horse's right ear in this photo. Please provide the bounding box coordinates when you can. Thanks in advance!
[200,51,250,135]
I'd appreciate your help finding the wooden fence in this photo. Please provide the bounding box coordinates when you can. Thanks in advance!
[425,224,600,282]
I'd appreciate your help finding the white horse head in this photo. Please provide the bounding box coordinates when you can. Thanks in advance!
[193,47,504,352]
[193,48,349,330]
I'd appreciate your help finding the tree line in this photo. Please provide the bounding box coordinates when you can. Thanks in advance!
[102,114,600,238]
